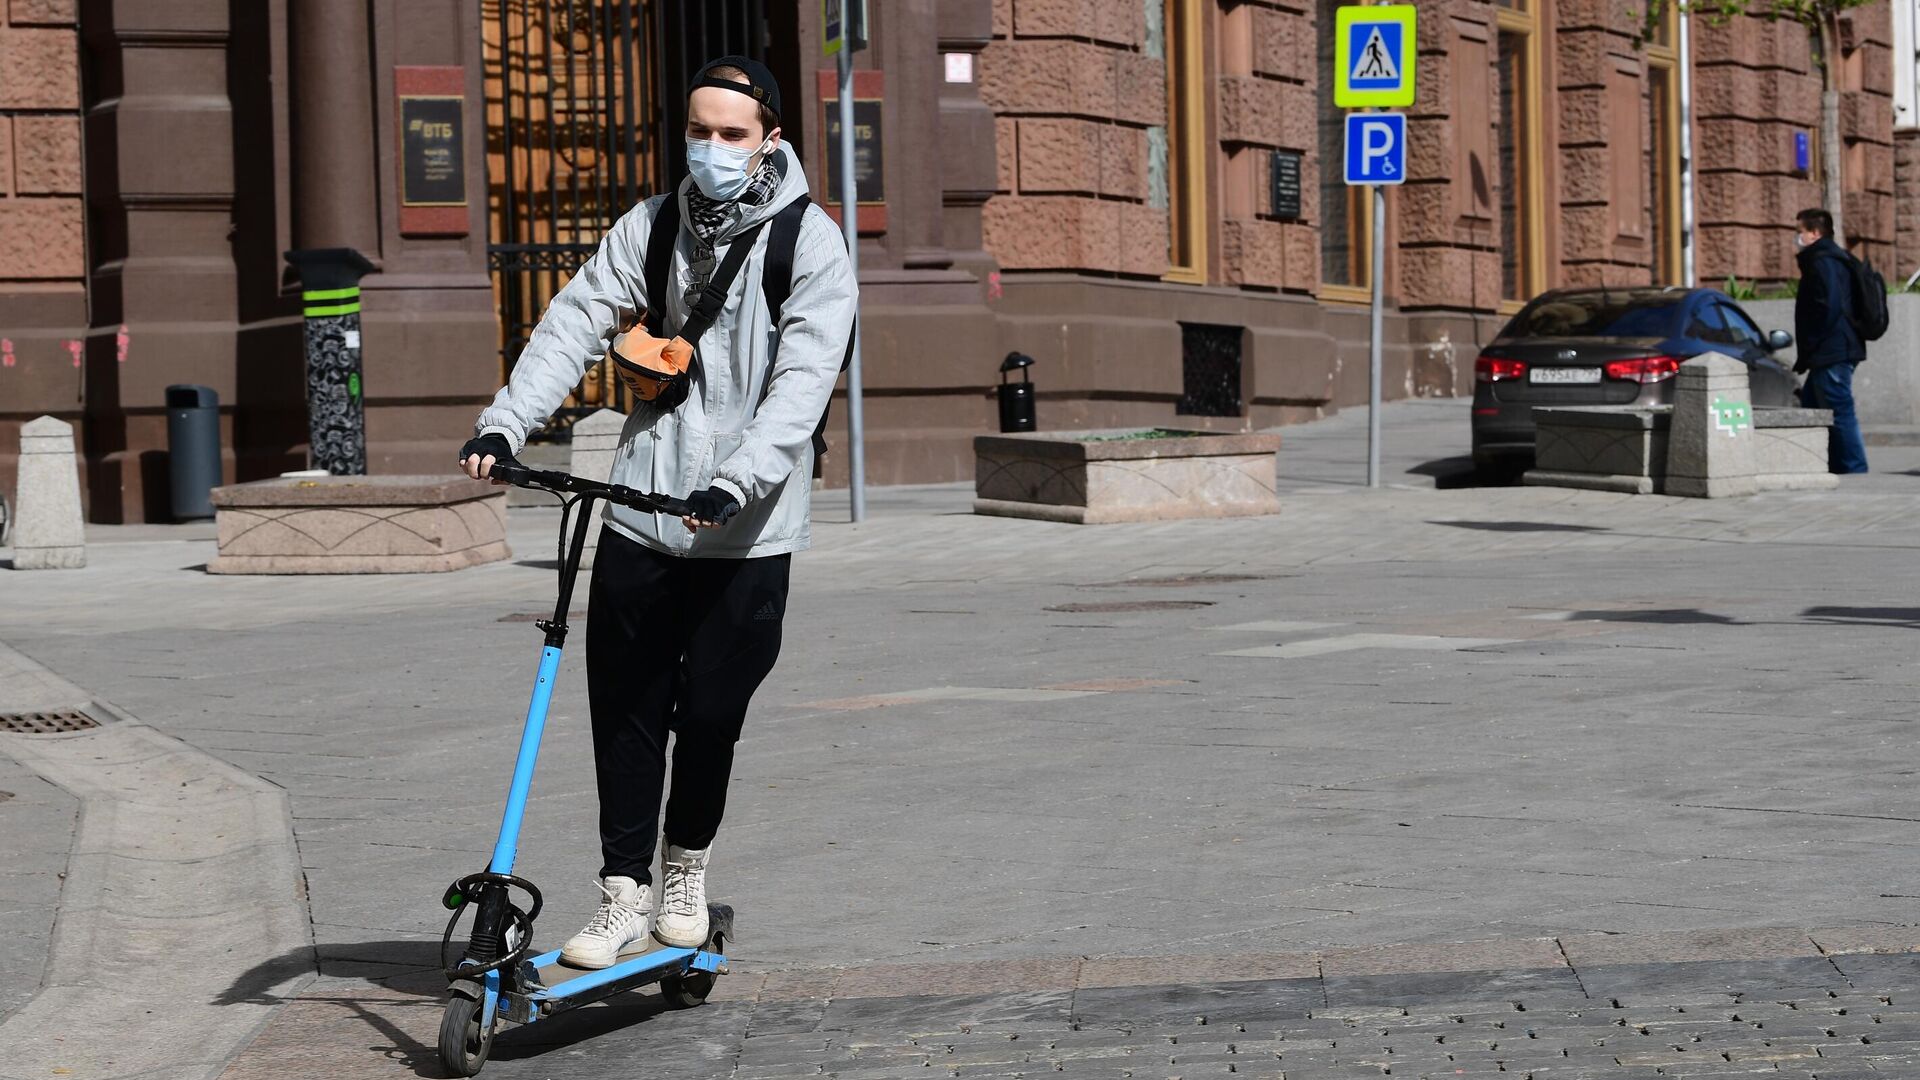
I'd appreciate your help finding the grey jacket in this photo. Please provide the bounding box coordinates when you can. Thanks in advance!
[475,145,857,558]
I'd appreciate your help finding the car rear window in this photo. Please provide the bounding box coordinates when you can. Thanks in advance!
[1503,294,1683,339]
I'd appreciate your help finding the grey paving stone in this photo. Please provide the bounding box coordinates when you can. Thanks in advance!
[1071,978,1321,1027]
[1323,965,1589,1009]
[1576,958,1854,1004]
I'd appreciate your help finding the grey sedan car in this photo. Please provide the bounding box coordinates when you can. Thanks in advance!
[1472,287,1796,470]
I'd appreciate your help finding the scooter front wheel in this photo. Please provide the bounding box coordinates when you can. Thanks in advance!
[438,994,496,1076]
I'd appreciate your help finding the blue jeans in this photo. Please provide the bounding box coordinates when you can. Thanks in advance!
[1800,362,1870,474]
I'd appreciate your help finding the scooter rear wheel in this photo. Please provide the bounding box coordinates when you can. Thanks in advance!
[438,994,495,1076]
[659,970,716,1008]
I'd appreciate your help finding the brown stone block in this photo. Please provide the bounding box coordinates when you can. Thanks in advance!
[1856,141,1895,195]
[1698,171,1768,227]
[1117,202,1169,277]
[0,117,11,198]
[12,115,82,195]
[996,117,1017,191]
[1560,204,1615,260]
[8,0,75,25]
[1696,120,1768,175]
[1113,50,1165,126]
[1015,0,1139,46]
[1859,43,1893,99]
[1283,223,1319,292]
[1017,117,1101,194]
[1252,5,1307,82]
[1405,116,1450,182]
[1221,217,1287,287]
[1553,0,1634,32]
[992,0,1011,36]
[1693,65,1759,117]
[1841,90,1891,144]
[1398,247,1471,309]
[1558,146,1612,204]
[1555,29,1618,91]
[1099,123,1145,199]
[1395,182,1456,245]
[979,38,1118,117]
[1557,88,1608,145]
[1218,75,1281,148]
[0,26,80,109]
[0,198,82,278]
[983,194,1120,270]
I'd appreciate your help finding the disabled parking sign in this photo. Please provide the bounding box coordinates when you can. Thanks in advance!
[1335,5,1417,108]
[1344,113,1406,186]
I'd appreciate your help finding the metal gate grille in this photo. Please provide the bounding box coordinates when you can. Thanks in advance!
[484,0,769,439]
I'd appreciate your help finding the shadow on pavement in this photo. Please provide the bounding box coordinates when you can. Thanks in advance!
[1409,455,1526,490]
[1803,605,1920,629]
[1431,520,1610,533]
[1567,608,1742,625]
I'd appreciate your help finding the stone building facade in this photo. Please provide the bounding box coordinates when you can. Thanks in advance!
[0,0,1904,521]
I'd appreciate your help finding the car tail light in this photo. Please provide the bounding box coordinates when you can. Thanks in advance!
[1602,355,1682,384]
[1475,355,1529,382]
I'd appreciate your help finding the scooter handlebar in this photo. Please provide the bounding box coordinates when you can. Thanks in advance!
[487,460,695,518]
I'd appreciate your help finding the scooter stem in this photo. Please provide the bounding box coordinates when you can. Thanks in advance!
[486,494,601,876]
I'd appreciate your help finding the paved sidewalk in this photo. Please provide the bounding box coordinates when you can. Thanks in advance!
[3,398,1919,1077]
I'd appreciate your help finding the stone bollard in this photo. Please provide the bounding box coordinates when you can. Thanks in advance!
[11,416,86,569]
[1666,352,1758,498]
[568,409,626,569]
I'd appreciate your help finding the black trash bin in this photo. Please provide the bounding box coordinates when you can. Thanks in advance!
[166,384,221,521]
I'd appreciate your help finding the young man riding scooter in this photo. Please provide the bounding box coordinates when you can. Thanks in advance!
[458,56,857,968]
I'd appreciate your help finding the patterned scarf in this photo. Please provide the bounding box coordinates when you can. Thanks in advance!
[681,154,784,313]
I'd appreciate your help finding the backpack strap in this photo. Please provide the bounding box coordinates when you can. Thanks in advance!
[642,194,681,338]
[678,218,768,345]
[640,189,768,348]
[763,194,810,327]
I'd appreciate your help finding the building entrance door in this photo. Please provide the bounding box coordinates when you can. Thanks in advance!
[483,0,775,437]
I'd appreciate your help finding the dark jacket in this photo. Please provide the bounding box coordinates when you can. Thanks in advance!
[1794,236,1866,367]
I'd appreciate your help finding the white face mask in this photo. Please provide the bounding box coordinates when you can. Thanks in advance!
[686,136,771,201]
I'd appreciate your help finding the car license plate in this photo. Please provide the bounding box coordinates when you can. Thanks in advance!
[1530,366,1602,384]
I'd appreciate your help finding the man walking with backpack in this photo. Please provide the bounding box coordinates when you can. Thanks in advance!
[1792,208,1871,474]
[457,56,857,967]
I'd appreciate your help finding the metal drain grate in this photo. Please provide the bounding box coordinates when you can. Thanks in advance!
[0,709,100,734]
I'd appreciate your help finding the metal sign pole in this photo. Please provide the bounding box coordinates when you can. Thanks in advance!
[1368,185,1385,489]
[837,47,867,523]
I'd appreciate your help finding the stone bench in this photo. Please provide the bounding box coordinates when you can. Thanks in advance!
[975,429,1282,524]
[1526,405,1836,495]
[208,475,510,574]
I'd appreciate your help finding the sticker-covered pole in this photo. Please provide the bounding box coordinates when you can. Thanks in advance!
[286,247,376,475]
[837,47,867,523]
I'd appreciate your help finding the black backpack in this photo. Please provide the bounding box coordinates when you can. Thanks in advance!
[1844,251,1890,344]
[643,192,856,459]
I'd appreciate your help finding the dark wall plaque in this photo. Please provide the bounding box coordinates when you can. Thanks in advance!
[823,99,885,206]
[1270,149,1303,221]
[400,95,466,207]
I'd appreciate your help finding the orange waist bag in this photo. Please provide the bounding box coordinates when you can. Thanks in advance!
[608,211,772,410]
[609,329,695,403]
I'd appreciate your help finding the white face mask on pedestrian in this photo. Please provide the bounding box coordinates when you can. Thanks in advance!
[686,136,773,201]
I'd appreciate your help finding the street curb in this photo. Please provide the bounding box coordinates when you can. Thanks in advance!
[0,644,314,1080]
[703,925,1920,1005]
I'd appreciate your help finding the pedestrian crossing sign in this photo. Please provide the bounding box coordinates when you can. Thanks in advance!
[1334,5,1416,108]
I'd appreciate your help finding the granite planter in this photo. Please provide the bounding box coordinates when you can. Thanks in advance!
[208,475,510,574]
[974,428,1282,524]
[1525,405,1837,494]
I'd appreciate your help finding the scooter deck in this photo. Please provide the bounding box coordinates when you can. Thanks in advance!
[498,903,734,1022]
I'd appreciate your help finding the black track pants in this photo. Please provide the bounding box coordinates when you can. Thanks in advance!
[585,527,789,883]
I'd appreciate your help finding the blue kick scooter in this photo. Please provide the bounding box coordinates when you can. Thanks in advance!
[436,462,734,1076]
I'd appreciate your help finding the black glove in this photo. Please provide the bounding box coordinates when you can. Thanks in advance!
[458,433,516,471]
[684,486,740,525]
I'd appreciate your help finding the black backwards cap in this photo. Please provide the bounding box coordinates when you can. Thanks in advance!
[690,55,782,122]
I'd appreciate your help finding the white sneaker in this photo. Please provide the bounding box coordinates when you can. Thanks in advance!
[560,875,653,969]
[652,845,711,948]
